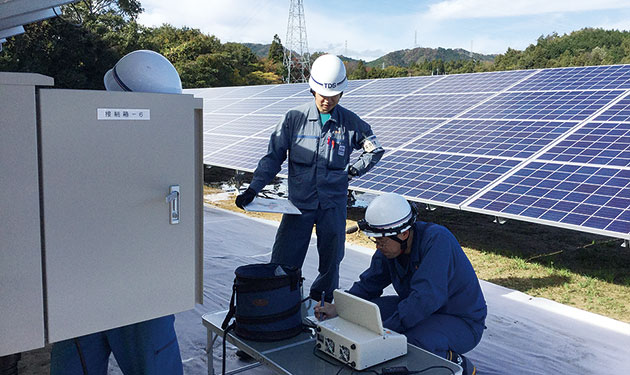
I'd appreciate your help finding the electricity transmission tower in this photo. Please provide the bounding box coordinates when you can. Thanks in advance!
[283,0,310,83]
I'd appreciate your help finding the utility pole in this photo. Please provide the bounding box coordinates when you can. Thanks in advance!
[283,0,311,83]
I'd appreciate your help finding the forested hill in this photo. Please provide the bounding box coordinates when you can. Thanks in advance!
[243,43,495,66]
[366,47,495,68]
[243,43,271,58]
[493,28,630,70]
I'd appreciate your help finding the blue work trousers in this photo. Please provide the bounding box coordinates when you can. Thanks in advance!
[271,204,346,302]
[50,315,183,375]
[372,296,479,359]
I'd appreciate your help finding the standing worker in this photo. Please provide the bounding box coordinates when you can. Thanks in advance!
[50,50,184,375]
[315,193,487,375]
[235,54,384,303]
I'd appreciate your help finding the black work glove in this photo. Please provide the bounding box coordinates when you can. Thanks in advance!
[235,187,256,209]
[348,166,359,181]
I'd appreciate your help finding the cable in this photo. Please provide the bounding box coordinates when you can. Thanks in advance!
[380,365,455,375]
[310,340,455,375]
[312,345,345,368]
[73,338,89,375]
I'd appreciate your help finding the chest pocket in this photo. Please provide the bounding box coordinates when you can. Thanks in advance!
[327,132,348,170]
[290,134,318,165]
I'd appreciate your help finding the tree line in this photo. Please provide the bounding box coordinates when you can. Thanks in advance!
[0,1,285,89]
[2,1,630,89]
[346,28,630,80]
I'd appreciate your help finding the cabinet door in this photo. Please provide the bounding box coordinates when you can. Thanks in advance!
[0,80,46,356]
[39,89,197,342]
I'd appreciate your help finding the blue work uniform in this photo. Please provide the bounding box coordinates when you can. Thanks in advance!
[249,100,383,301]
[348,221,487,358]
[50,315,182,375]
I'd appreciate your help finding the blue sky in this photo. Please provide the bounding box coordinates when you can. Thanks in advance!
[138,0,630,62]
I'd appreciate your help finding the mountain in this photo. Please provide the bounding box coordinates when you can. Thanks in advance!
[243,43,271,58]
[241,43,495,66]
[366,47,495,68]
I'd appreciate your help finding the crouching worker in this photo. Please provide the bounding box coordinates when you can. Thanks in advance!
[315,193,486,375]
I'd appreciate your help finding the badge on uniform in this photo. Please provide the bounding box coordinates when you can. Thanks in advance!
[338,145,345,156]
[362,135,381,153]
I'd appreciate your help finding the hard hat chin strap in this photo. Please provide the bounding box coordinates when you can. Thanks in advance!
[388,234,408,252]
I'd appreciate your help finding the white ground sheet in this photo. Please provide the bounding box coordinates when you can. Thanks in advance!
[110,205,630,374]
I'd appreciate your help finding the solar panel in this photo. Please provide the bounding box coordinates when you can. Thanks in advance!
[419,69,534,94]
[371,93,491,118]
[203,134,242,160]
[462,90,624,121]
[188,63,630,239]
[203,114,244,132]
[217,98,280,114]
[594,94,630,122]
[204,136,269,171]
[220,85,278,98]
[537,122,630,167]
[339,96,404,117]
[251,82,311,98]
[203,98,244,113]
[509,64,630,91]
[350,150,521,208]
[345,79,375,93]
[464,161,630,236]
[255,97,311,115]
[209,115,281,137]
[184,86,240,99]
[363,118,445,149]
[404,119,577,159]
[348,75,439,95]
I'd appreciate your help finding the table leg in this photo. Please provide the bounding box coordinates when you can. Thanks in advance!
[207,330,218,375]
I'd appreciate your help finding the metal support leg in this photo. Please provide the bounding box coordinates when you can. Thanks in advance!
[207,330,218,375]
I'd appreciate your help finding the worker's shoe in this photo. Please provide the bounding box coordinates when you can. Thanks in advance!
[235,349,253,361]
[447,350,476,375]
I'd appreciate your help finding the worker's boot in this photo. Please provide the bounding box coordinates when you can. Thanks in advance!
[447,350,476,375]
[235,349,254,361]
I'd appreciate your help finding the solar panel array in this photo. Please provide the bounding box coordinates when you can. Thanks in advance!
[187,64,630,240]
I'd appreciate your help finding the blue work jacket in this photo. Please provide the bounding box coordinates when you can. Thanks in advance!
[348,221,487,336]
[249,100,384,210]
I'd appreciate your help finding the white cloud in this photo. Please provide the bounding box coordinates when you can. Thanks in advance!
[594,17,630,32]
[139,0,287,44]
[426,0,630,20]
[137,1,630,61]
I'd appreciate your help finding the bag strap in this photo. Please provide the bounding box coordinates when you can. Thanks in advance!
[221,281,237,330]
[221,278,237,375]
[221,321,236,375]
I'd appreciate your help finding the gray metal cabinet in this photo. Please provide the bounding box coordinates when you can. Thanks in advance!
[0,73,203,354]
[0,73,51,356]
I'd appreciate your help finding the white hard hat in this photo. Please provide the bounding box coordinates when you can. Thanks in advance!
[104,50,182,94]
[358,193,416,237]
[308,54,347,96]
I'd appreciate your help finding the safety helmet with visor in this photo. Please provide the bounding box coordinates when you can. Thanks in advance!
[308,54,348,97]
[104,50,182,94]
[358,193,417,238]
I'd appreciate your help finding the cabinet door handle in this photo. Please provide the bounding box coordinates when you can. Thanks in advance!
[165,185,180,224]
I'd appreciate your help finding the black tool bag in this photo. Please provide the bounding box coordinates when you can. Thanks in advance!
[221,263,304,341]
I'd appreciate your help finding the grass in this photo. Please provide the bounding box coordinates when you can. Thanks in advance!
[203,183,630,323]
